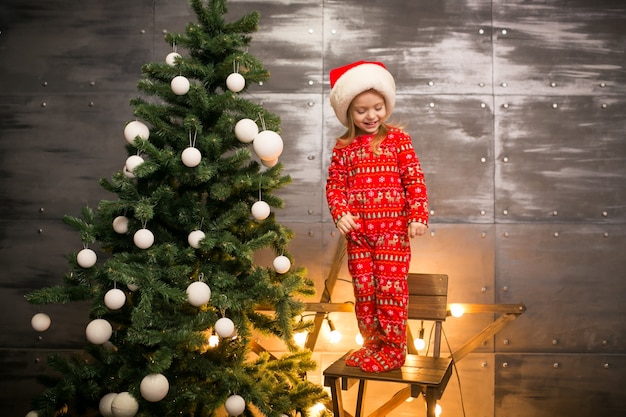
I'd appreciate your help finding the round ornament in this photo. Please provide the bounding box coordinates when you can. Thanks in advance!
[226,72,245,93]
[104,288,126,310]
[124,121,150,145]
[123,165,135,179]
[110,392,139,417]
[125,155,144,176]
[77,248,97,268]
[251,201,270,220]
[99,393,118,417]
[112,216,129,234]
[181,147,202,167]
[165,52,181,67]
[25,411,39,417]
[134,228,154,249]
[253,130,283,161]
[215,317,235,338]
[86,319,113,345]
[273,255,291,274]
[187,230,206,249]
[140,373,169,402]
[171,75,190,95]
[234,118,258,143]
[31,312,51,332]
[225,394,246,416]
[262,158,278,168]
[186,281,211,307]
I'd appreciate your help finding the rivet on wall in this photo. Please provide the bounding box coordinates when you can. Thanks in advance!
[502,157,509,163]
[501,82,508,88]
[331,29,337,35]
[502,209,508,215]
[503,339,510,345]
[602,211,608,217]
[140,29,146,34]
[428,102,435,108]
[38,228,43,234]
[39,208,45,213]
[552,103,558,109]
[480,157,486,163]
[481,361,488,368]
[552,210,558,216]
[603,232,609,238]
[480,210,486,216]
[599,82,607,88]
[553,362,560,369]
[307,80,314,86]
[430,231,436,237]
[428,81,434,86]
[550,82,557,87]
[502,362,509,368]
[90,81,96,86]
[308,230,314,237]
[478,28,485,35]
[308,28,314,34]
[478,82,485,87]
[502,285,509,292]
[42,81,48,87]
[503,232,510,238]
[502,103,509,109]
[601,103,608,109]
[552,339,559,345]
[481,286,488,293]
[603,363,610,369]
[480,102,487,109]
[500,29,508,35]
[307,101,315,107]
[553,232,559,238]
[41,102,47,108]
[480,232,487,238]
[89,101,95,107]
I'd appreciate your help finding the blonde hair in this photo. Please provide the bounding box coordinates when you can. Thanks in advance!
[336,90,401,154]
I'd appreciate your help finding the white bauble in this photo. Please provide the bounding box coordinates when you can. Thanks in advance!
[186,281,211,307]
[110,392,139,417]
[181,147,202,167]
[251,201,270,220]
[215,317,235,338]
[99,393,118,417]
[25,411,39,417]
[86,319,113,345]
[77,248,97,268]
[125,155,144,176]
[31,312,51,332]
[187,230,206,249]
[171,75,190,95]
[234,118,258,143]
[124,121,150,145]
[123,165,135,179]
[165,52,181,67]
[273,255,291,274]
[140,373,169,402]
[262,158,278,168]
[134,228,154,249]
[253,130,283,161]
[225,394,246,416]
[226,73,245,93]
[104,288,126,310]
[112,216,129,234]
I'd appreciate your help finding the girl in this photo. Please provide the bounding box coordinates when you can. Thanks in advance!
[326,61,429,372]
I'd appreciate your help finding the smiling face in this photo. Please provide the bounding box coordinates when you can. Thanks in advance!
[349,89,387,135]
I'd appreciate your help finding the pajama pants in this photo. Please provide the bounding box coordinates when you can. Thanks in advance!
[346,219,411,372]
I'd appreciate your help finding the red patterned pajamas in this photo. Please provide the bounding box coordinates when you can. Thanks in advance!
[326,128,428,372]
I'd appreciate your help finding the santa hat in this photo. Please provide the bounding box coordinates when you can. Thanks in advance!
[329,60,396,127]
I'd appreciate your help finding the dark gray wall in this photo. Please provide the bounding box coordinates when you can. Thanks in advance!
[1,0,625,416]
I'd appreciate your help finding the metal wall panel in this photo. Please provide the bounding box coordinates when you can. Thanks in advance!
[495,224,625,354]
[0,0,154,95]
[494,95,626,223]
[495,353,626,417]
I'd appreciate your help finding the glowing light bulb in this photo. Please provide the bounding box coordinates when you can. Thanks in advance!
[294,331,308,346]
[208,333,219,347]
[450,303,465,317]
[414,337,426,351]
[435,403,442,416]
[327,319,342,344]
[355,333,364,346]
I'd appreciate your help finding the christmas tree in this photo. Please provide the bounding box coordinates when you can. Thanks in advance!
[25,0,327,416]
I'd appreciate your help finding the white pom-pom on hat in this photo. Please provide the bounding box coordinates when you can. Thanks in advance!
[329,61,396,127]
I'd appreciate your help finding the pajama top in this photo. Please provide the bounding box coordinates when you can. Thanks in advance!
[326,127,428,231]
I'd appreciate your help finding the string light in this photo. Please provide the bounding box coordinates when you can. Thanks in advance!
[450,304,465,318]
[355,332,364,346]
[327,316,342,344]
[208,331,219,347]
[413,322,426,351]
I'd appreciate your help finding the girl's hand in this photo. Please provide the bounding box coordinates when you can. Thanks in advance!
[336,213,360,235]
[409,222,427,238]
